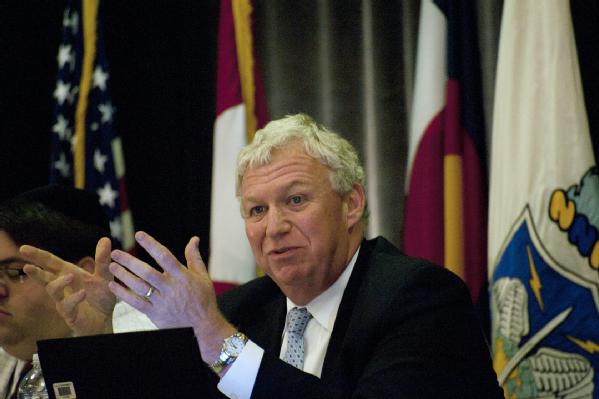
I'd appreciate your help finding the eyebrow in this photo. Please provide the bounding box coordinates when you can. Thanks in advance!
[244,179,313,201]
[284,180,312,190]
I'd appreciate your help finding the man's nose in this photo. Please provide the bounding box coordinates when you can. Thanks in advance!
[265,207,291,237]
[0,281,7,298]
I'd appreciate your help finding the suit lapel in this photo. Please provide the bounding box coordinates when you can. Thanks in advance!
[247,293,287,355]
[321,238,375,380]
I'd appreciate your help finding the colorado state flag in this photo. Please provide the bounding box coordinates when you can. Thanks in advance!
[404,0,487,304]
[489,1,599,397]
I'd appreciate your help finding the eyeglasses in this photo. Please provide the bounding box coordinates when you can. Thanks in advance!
[0,261,27,284]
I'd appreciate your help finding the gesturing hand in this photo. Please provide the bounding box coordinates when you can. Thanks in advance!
[108,231,235,363]
[20,237,116,335]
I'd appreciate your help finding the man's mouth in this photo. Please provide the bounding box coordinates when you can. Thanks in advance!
[269,247,297,255]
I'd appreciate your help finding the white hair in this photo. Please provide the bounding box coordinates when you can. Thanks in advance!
[236,113,368,221]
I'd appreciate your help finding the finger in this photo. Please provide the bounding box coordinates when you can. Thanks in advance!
[108,281,152,313]
[19,245,78,274]
[108,262,158,299]
[94,237,113,281]
[111,249,163,288]
[59,289,87,321]
[23,264,56,285]
[45,274,75,303]
[134,231,185,276]
[184,236,207,275]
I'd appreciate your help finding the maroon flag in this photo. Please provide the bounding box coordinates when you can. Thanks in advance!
[210,0,268,294]
[403,0,487,303]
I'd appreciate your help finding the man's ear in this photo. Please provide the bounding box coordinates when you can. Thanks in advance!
[76,256,95,274]
[346,183,366,229]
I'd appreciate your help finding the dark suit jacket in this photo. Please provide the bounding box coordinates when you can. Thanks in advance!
[208,237,503,398]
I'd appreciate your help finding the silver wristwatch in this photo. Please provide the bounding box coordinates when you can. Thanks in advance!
[209,332,248,373]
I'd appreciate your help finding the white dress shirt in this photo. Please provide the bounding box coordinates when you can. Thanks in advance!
[218,248,359,399]
[0,349,24,399]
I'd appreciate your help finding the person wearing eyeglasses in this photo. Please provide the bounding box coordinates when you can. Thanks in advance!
[0,185,152,399]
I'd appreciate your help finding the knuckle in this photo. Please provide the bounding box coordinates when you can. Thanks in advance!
[156,251,170,266]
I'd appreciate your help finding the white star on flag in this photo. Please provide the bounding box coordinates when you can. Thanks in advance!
[98,102,115,123]
[51,1,135,252]
[57,44,75,71]
[97,182,118,208]
[53,81,71,105]
[94,149,108,173]
[110,218,123,241]
[52,115,71,141]
[93,66,109,91]
[54,153,71,177]
[62,9,79,33]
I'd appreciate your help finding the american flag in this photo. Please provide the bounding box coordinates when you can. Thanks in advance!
[50,0,134,251]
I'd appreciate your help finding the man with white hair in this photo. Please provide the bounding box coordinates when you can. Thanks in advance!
[26,114,503,398]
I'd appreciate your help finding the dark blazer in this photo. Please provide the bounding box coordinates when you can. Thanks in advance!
[209,237,503,398]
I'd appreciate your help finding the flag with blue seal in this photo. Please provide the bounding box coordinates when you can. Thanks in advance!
[489,1,599,397]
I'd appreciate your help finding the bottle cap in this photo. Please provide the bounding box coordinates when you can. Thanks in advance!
[32,353,40,367]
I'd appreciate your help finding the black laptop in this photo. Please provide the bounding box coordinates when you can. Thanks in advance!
[37,328,211,399]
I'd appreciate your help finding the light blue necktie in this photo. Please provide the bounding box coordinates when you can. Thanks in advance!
[283,307,312,369]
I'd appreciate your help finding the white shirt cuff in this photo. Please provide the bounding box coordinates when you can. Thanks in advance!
[218,340,264,399]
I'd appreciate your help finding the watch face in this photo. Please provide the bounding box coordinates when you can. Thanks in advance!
[225,334,246,356]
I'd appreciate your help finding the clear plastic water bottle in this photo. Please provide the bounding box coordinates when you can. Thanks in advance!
[17,353,49,399]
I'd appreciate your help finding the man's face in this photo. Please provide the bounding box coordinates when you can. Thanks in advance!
[0,230,70,360]
[241,143,359,304]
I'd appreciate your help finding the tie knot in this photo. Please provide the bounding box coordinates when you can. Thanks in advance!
[286,307,312,335]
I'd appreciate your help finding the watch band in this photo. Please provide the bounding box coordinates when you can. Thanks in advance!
[209,332,248,374]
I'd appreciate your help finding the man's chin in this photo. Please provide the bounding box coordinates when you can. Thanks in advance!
[270,265,312,289]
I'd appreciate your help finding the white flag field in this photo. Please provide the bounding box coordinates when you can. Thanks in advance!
[488,1,599,397]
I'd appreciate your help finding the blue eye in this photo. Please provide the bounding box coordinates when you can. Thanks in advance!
[251,205,266,216]
[290,195,302,205]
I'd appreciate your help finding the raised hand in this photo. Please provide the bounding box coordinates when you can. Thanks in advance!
[109,231,235,363]
[20,237,116,335]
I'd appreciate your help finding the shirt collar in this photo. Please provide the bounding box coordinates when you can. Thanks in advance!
[286,246,360,332]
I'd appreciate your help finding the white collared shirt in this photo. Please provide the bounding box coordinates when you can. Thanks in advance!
[218,248,359,399]
[0,349,24,399]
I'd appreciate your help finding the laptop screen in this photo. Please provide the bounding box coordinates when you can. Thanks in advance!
[37,328,216,399]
